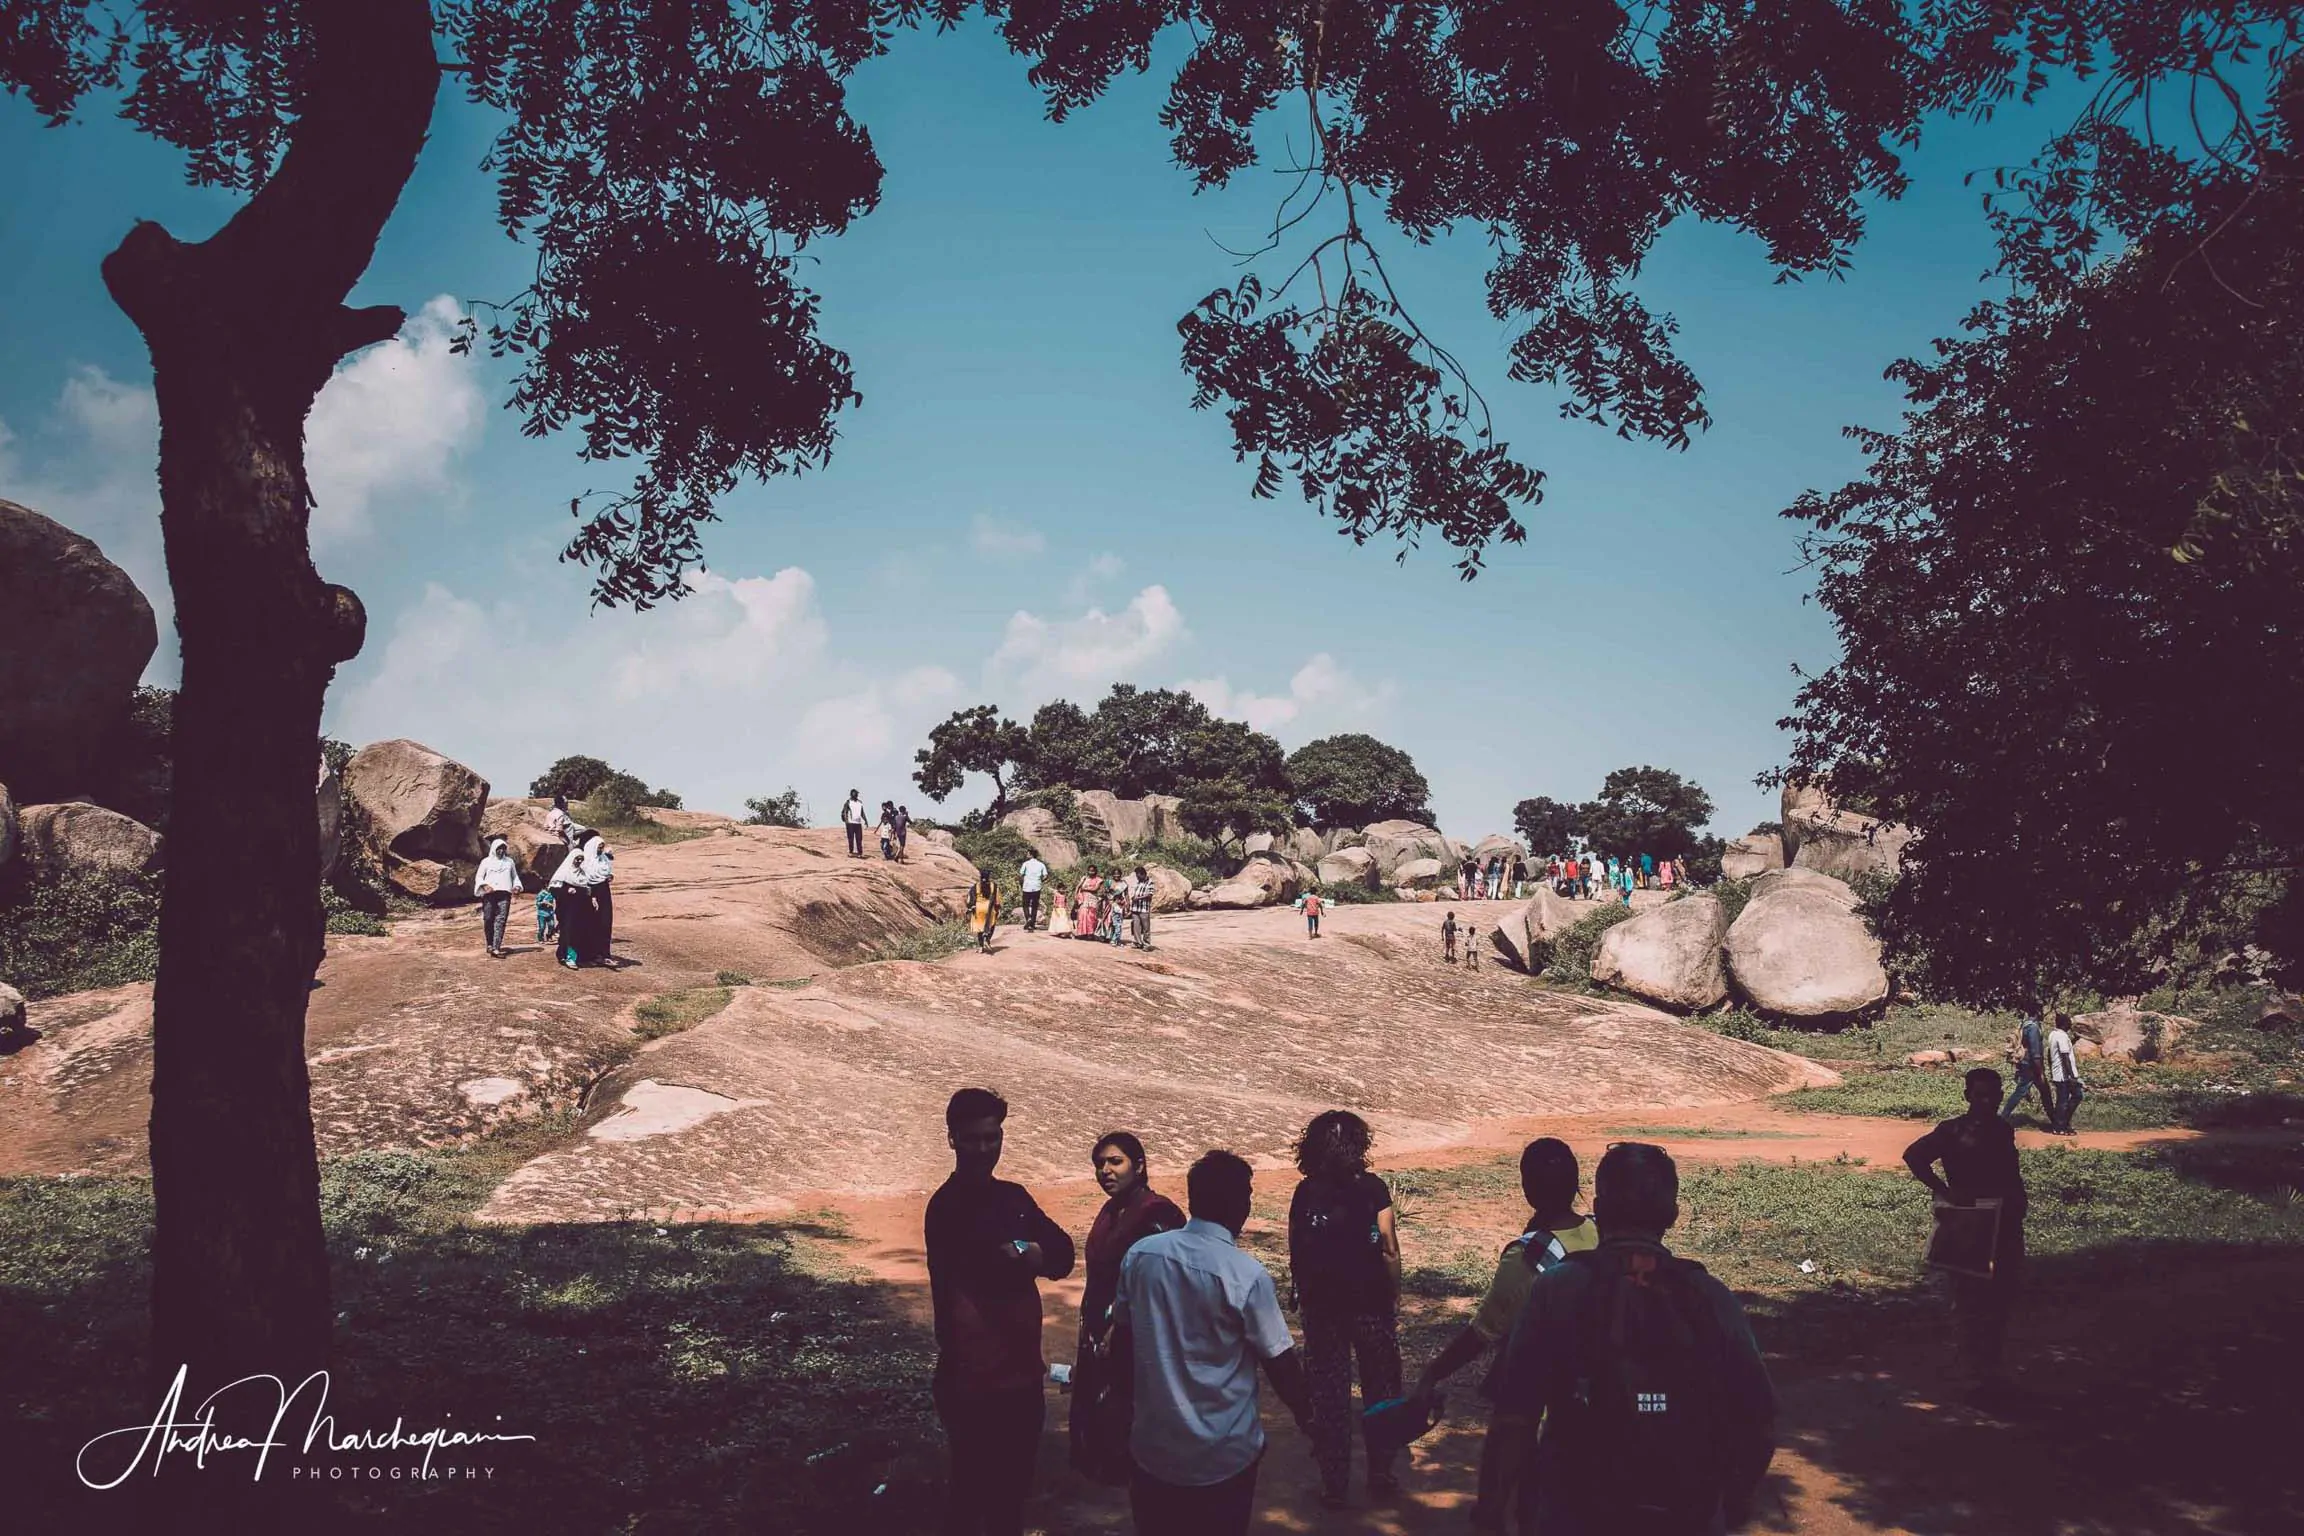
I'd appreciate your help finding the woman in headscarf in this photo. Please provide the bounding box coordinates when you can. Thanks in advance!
[1069,1131,1186,1485]
[548,844,592,970]
[968,868,999,951]
[472,837,522,958]
[582,831,616,965]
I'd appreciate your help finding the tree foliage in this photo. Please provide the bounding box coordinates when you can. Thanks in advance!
[1573,766,1716,860]
[530,754,616,801]
[1512,795,1580,856]
[1779,132,2304,1003]
[1286,732,1430,829]
[913,704,1034,816]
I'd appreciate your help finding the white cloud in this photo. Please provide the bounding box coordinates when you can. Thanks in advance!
[989,584,1186,695]
[1063,551,1126,606]
[307,295,485,548]
[970,514,1047,558]
[606,568,826,699]
[1184,652,1391,737]
[327,570,967,817]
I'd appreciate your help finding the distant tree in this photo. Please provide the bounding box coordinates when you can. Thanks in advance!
[913,705,1034,819]
[1681,835,1730,886]
[1576,767,1715,861]
[1512,796,1581,857]
[742,789,807,828]
[1076,685,1222,799]
[530,755,615,802]
[1748,822,1785,840]
[580,770,681,822]
[1287,734,1430,830]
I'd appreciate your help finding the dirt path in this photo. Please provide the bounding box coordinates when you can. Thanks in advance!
[806,1099,2292,1536]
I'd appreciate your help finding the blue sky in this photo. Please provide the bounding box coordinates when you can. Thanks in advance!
[0,24,2068,840]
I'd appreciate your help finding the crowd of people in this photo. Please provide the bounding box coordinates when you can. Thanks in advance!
[1450,850,1692,904]
[842,788,914,861]
[928,1088,1788,1536]
[1005,856,1157,951]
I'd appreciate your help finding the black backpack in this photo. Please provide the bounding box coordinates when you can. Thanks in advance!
[1541,1246,1730,1535]
[1290,1176,1385,1311]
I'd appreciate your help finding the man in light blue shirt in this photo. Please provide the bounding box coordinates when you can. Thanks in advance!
[1116,1151,1311,1535]
[1018,855,1050,931]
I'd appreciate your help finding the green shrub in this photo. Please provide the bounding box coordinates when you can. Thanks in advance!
[1710,877,1754,926]
[865,919,975,963]
[953,824,1040,875]
[1118,835,1223,889]
[632,986,735,1041]
[1313,880,1391,904]
[1536,903,1637,986]
[0,869,162,1000]
[742,789,807,827]
[322,886,389,937]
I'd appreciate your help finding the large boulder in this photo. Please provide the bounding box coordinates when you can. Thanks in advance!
[0,981,25,1041]
[480,799,568,889]
[1747,865,1859,909]
[1782,780,1913,882]
[0,780,16,874]
[1243,831,1278,856]
[1591,895,1730,1010]
[317,760,344,882]
[15,802,165,879]
[343,739,489,903]
[1486,887,1595,972]
[1362,820,1453,880]
[1470,834,1528,868]
[2073,1006,2194,1064]
[1723,886,1889,1018]
[1145,865,1195,912]
[0,501,160,802]
[998,806,1081,871]
[1316,845,1382,890]
[1075,789,1155,851]
[1719,832,1786,882]
[1392,856,1446,891]
[1143,794,1187,842]
[1286,826,1327,864]
[1205,852,1302,909]
[1324,828,1366,853]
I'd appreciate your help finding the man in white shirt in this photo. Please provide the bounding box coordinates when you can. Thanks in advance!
[1115,1150,1311,1535]
[1018,855,1050,931]
[841,788,867,857]
[2045,1011,2085,1134]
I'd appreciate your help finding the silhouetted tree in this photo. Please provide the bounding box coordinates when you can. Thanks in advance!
[913,704,1034,817]
[1577,766,1715,860]
[1512,795,1581,856]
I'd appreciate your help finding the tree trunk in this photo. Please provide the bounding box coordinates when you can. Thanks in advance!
[97,0,440,1461]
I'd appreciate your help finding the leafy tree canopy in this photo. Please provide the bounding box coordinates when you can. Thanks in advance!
[1575,766,1716,860]
[530,755,616,801]
[1286,733,1430,829]
[1512,795,1580,856]
[1779,129,2304,1003]
[912,704,1034,816]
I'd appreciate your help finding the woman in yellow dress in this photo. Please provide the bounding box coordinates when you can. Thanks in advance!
[968,868,1000,951]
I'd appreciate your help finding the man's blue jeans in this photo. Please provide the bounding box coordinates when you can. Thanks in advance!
[2000,1065,2050,1122]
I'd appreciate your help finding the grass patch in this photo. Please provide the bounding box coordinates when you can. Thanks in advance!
[713,970,753,987]
[1602,1125,1799,1140]
[631,985,737,1041]
[568,799,709,846]
[323,885,390,937]
[1532,902,1636,988]
[3,1120,941,1531]
[864,919,975,964]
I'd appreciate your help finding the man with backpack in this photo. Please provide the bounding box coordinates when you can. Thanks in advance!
[1489,1142,1775,1534]
[1411,1138,1598,1532]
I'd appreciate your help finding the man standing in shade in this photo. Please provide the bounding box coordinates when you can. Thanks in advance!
[1907,1067,2032,1402]
[1116,1150,1313,1536]
[925,1088,1076,1536]
[2045,1012,2086,1134]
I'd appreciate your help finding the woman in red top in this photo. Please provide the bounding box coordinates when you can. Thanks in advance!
[1068,1130,1185,1483]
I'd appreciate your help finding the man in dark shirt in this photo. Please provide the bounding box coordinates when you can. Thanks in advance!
[925,1087,1076,1535]
[1489,1143,1775,1534]
[1906,1068,2029,1401]
[1999,1014,2052,1125]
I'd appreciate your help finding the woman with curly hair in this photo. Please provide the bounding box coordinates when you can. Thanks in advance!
[1287,1109,1404,1508]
